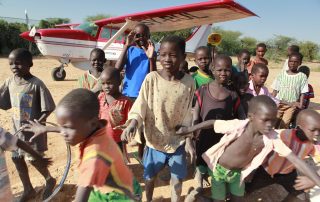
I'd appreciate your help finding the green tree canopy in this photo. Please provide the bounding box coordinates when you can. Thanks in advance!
[0,20,31,54]
[85,14,112,22]
[265,35,296,62]
[38,18,70,28]
[240,37,257,54]
[151,28,192,43]
[212,27,242,55]
[299,41,319,61]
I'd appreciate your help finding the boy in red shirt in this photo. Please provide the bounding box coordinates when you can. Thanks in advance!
[98,67,132,149]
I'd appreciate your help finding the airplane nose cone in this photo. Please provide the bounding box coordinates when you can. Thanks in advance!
[20,31,34,42]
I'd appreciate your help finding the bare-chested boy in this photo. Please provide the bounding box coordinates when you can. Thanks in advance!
[177,95,320,202]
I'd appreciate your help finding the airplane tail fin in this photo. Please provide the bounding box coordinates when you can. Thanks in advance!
[185,24,212,53]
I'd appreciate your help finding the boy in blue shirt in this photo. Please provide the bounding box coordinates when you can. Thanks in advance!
[115,23,156,100]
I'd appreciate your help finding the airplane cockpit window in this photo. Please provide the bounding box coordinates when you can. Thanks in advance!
[99,27,124,42]
[75,22,98,37]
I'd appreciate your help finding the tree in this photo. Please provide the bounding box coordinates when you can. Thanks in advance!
[85,14,112,22]
[151,28,192,43]
[265,35,296,62]
[0,20,31,54]
[212,27,242,55]
[240,37,257,54]
[299,41,319,61]
[38,18,70,28]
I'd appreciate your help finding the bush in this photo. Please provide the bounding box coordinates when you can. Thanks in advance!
[299,41,319,61]
[0,20,30,55]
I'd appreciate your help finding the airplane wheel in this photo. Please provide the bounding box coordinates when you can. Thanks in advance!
[52,67,66,81]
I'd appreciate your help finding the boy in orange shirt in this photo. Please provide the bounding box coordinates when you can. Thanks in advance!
[24,89,138,201]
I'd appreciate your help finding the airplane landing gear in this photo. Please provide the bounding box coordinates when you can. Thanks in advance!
[51,66,66,81]
[51,58,69,81]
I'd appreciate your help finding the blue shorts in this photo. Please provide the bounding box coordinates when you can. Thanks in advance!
[143,145,187,180]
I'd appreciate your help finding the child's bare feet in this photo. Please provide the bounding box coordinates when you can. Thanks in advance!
[19,188,37,202]
[42,177,56,200]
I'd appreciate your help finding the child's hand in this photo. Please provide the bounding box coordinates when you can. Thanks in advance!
[185,139,196,164]
[126,30,135,46]
[23,120,46,142]
[294,176,316,191]
[120,120,138,142]
[109,102,124,127]
[290,102,301,109]
[142,40,155,59]
[175,125,191,136]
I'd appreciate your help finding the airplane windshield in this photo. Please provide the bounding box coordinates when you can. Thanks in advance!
[75,22,99,37]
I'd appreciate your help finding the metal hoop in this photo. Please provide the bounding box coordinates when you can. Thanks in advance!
[14,122,72,202]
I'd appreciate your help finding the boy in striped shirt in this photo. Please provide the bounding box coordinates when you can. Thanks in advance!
[246,109,320,201]
[78,48,106,92]
[272,52,308,129]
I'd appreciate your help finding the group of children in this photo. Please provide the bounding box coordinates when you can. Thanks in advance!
[0,22,319,202]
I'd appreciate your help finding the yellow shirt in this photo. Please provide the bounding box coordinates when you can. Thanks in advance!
[128,71,195,153]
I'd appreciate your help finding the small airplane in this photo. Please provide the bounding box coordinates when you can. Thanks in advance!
[20,0,256,81]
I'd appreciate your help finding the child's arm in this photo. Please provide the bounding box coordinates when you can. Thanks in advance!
[0,81,11,110]
[294,168,320,191]
[38,111,53,122]
[272,90,278,98]
[192,98,201,136]
[176,120,215,136]
[115,31,135,71]
[298,93,305,109]
[274,140,320,187]
[16,139,52,167]
[75,186,92,202]
[286,152,320,187]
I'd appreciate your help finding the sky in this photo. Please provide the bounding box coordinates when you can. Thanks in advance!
[1,0,319,44]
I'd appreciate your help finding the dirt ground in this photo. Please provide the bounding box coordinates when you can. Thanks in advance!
[1,57,320,202]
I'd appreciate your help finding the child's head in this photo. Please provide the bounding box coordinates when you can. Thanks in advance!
[188,66,199,74]
[237,49,251,65]
[234,72,249,96]
[248,95,277,135]
[159,35,186,74]
[179,60,189,74]
[288,52,303,72]
[287,45,300,56]
[296,109,320,143]
[9,48,33,77]
[100,67,121,95]
[255,43,267,58]
[134,23,150,47]
[212,54,232,84]
[298,65,310,78]
[251,63,269,87]
[56,89,100,146]
[90,48,106,72]
[194,46,211,71]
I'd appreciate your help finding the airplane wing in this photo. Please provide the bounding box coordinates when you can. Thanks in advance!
[94,0,256,32]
